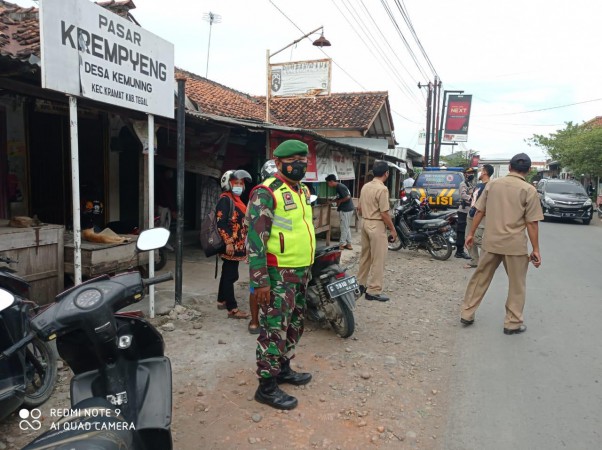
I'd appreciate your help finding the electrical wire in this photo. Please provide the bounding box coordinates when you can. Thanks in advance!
[396,0,438,78]
[335,0,423,108]
[268,0,369,90]
[482,98,602,117]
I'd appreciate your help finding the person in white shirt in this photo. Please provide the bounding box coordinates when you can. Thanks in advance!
[403,171,415,189]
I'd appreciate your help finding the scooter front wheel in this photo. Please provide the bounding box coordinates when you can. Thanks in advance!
[23,338,58,407]
[329,294,355,338]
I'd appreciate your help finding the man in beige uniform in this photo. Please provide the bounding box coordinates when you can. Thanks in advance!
[460,153,543,335]
[357,160,397,302]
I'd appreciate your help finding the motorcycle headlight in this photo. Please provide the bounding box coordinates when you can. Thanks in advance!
[584,199,592,207]
[544,196,555,205]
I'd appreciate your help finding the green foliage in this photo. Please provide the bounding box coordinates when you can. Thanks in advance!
[528,121,602,177]
[441,151,470,168]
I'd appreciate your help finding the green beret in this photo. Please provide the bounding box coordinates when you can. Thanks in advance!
[273,140,308,157]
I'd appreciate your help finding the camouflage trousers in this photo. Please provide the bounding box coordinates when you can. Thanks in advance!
[256,266,310,379]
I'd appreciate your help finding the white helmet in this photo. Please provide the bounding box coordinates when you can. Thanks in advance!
[260,160,278,182]
[220,169,252,192]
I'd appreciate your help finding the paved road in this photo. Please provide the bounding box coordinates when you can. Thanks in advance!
[445,218,602,450]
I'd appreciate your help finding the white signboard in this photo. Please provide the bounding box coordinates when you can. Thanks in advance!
[331,150,355,180]
[270,58,331,97]
[40,0,175,118]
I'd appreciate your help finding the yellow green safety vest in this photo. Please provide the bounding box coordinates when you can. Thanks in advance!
[262,176,316,268]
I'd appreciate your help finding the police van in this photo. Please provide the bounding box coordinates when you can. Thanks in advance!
[410,167,467,209]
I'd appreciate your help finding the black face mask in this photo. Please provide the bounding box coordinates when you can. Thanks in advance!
[467,175,474,182]
[281,161,307,182]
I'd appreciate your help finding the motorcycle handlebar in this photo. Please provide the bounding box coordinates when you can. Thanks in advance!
[0,331,35,360]
[142,272,174,288]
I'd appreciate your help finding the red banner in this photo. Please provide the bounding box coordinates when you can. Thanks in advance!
[444,94,472,142]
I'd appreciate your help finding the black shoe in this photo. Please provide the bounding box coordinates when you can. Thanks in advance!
[503,325,527,335]
[455,252,471,259]
[358,285,366,296]
[276,360,312,386]
[460,318,474,326]
[365,293,389,302]
[254,377,298,410]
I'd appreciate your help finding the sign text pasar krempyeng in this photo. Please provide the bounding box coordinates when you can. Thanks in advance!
[60,15,167,82]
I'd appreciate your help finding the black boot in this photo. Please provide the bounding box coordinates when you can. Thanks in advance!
[276,360,312,386]
[254,377,298,410]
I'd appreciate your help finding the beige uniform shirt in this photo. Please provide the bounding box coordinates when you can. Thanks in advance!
[475,173,543,255]
[359,179,390,220]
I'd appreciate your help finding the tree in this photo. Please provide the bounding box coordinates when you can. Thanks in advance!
[528,121,602,178]
[441,151,470,168]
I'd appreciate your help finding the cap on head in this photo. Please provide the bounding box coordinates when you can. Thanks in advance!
[273,140,308,158]
[509,153,532,172]
[372,160,389,177]
[465,167,476,173]
[325,174,337,182]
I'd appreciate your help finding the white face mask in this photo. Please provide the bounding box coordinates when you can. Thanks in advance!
[232,186,243,196]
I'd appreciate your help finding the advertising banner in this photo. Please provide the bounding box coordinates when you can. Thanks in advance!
[270,59,331,97]
[40,0,175,118]
[443,94,472,142]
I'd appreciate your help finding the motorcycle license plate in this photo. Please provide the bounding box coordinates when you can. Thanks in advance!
[326,276,359,298]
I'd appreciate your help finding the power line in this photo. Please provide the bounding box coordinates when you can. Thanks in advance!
[333,0,423,108]
[395,0,438,78]
[268,0,369,90]
[379,0,430,81]
[482,97,602,117]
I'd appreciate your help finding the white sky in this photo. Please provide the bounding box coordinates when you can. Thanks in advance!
[20,0,602,161]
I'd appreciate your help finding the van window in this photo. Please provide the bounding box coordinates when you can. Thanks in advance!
[415,172,463,189]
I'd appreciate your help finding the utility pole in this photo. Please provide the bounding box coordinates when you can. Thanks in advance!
[418,82,433,167]
[437,89,464,166]
[432,77,442,166]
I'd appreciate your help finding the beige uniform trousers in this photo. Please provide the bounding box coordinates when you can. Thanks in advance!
[461,250,529,329]
[465,215,484,267]
[357,219,388,295]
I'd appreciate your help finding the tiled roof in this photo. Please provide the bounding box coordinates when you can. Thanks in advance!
[262,92,390,131]
[583,116,602,128]
[177,69,269,123]
[0,0,136,61]
[0,1,39,61]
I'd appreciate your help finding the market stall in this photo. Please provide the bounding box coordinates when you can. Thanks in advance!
[64,233,148,279]
[0,220,64,305]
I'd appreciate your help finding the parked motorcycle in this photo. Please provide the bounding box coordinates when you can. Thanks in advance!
[106,216,172,271]
[4,229,174,449]
[0,255,58,422]
[388,192,454,260]
[306,245,358,339]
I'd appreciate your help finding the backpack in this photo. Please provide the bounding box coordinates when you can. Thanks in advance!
[200,195,234,258]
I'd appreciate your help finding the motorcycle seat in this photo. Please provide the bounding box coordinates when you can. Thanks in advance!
[413,219,447,229]
[426,211,451,219]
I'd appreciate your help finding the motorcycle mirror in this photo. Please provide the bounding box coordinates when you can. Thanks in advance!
[0,288,15,312]
[137,228,170,252]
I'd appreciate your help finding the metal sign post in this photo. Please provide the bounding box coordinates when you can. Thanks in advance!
[69,96,82,285]
[147,113,155,317]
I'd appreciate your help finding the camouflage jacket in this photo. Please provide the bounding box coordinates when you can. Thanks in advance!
[245,179,311,288]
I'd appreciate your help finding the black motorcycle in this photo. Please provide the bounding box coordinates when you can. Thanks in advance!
[0,256,58,422]
[306,245,358,338]
[5,229,175,449]
[388,192,454,260]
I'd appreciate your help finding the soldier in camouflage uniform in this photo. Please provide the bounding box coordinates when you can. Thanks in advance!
[247,140,316,410]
